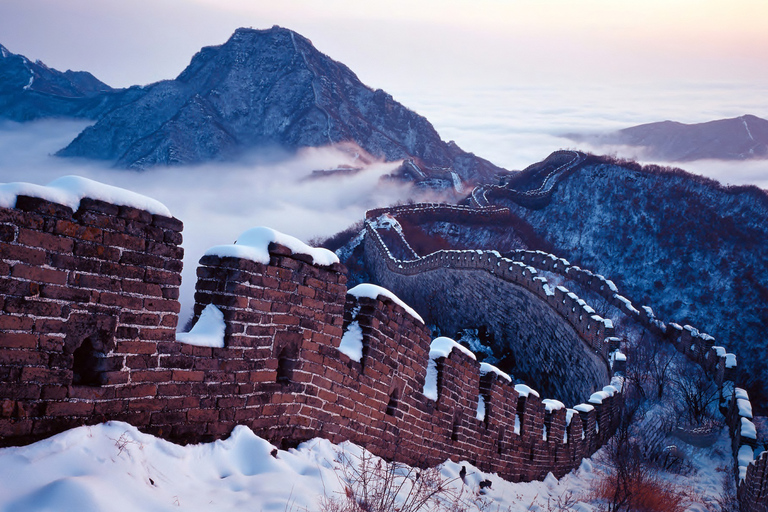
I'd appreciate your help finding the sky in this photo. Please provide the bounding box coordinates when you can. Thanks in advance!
[1,0,767,322]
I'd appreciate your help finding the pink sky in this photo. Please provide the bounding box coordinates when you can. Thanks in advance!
[1,0,767,91]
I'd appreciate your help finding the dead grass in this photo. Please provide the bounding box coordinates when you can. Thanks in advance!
[589,471,700,512]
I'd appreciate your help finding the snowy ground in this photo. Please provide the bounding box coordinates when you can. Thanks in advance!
[0,420,733,512]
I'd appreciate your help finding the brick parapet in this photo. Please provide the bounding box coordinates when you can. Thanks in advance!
[0,196,183,443]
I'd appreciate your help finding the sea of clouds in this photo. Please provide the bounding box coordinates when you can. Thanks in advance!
[1,82,766,323]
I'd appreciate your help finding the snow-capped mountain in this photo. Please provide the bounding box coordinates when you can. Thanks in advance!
[49,27,502,182]
[0,43,128,121]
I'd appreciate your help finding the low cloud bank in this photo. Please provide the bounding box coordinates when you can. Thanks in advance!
[0,120,419,324]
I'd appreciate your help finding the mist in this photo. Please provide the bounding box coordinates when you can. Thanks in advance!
[2,81,767,322]
[0,120,416,325]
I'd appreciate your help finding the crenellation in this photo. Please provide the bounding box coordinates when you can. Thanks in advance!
[9,190,762,505]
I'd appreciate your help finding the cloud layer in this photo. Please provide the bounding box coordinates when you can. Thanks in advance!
[0,120,417,324]
[2,82,766,322]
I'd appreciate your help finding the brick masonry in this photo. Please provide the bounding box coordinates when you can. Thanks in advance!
[0,193,625,484]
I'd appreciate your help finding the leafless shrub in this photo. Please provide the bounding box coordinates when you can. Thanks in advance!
[321,449,492,512]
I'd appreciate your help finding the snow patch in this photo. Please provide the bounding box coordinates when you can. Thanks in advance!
[430,336,476,360]
[339,321,364,362]
[0,175,172,216]
[542,399,565,412]
[741,418,757,439]
[588,391,610,404]
[423,358,438,401]
[737,398,753,419]
[476,395,486,421]
[514,384,540,398]
[176,304,225,348]
[206,226,339,267]
[348,283,424,324]
[479,362,511,382]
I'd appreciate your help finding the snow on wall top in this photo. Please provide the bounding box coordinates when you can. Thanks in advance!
[479,362,512,382]
[515,384,540,398]
[348,283,424,324]
[429,336,476,361]
[0,175,172,217]
[206,226,339,267]
[542,399,565,412]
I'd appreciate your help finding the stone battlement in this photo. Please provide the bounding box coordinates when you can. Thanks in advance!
[0,187,620,484]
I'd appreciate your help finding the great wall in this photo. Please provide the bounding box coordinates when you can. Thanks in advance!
[0,175,766,510]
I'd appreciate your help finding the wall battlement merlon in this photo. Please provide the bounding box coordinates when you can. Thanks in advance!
[2,188,620,484]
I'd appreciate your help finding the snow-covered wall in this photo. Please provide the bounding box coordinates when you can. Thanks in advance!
[0,190,623,485]
[363,219,613,405]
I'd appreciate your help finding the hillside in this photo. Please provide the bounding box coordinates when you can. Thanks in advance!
[498,156,768,408]
[569,114,768,161]
[0,43,137,121]
[54,27,503,184]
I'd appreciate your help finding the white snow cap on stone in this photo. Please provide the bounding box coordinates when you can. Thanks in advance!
[514,384,540,398]
[0,175,172,216]
[588,391,611,404]
[206,226,339,267]
[741,418,757,440]
[574,403,594,413]
[542,399,565,412]
[348,284,424,324]
[737,398,753,419]
[725,353,737,368]
[713,346,727,357]
[177,304,225,348]
[738,445,755,481]
[479,362,512,382]
[735,388,749,400]
[429,337,476,360]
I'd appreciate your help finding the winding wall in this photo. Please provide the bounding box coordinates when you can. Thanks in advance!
[0,192,622,484]
[363,219,615,404]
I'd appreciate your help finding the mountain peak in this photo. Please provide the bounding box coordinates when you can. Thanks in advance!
[57,27,503,184]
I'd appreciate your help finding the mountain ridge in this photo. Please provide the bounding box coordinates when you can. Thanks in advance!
[568,114,768,161]
[43,26,504,185]
[0,42,127,121]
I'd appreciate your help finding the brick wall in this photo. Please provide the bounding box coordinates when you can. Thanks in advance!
[363,222,612,405]
[0,196,183,443]
[0,193,623,485]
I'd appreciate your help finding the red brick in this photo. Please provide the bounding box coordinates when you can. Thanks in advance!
[119,312,161,326]
[171,370,205,382]
[131,370,173,383]
[122,280,163,297]
[46,401,94,417]
[0,224,16,243]
[103,231,145,251]
[73,241,120,261]
[0,315,34,330]
[100,261,145,280]
[0,242,46,265]
[116,383,157,398]
[143,297,181,313]
[115,340,157,355]
[40,284,92,302]
[0,332,37,348]
[53,219,103,242]
[99,292,143,309]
